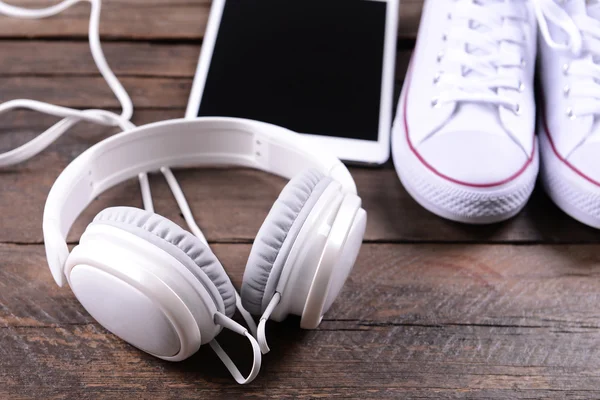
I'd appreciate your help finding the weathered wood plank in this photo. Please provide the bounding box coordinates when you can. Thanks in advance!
[0,76,192,109]
[0,41,202,77]
[1,40,413,78]
[0,243,599,398]
[4,2,595,399]
[4,243,600,329]
[0,42,597,245]
[1,110,599,245]
[1,324,598,399]
[0,47,413,109]
[0,0,424,40]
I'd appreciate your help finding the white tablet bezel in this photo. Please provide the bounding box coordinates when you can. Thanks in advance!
[185,0,398,165]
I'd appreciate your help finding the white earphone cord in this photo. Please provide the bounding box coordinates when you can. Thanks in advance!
[211,313,262,385]
[3,0,262,383]
[147,167,259,337]
[0,0,134,167]
[257,292,281,354]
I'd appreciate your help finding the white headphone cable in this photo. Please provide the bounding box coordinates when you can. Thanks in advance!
[160,167,209,246]
[5,2,263,380]
[211,313,262,385]
[159,166,260,336]
[0,0,134,167]
[257,293,281,354]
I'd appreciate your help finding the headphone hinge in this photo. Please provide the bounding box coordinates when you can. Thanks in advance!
[253,136,270,169]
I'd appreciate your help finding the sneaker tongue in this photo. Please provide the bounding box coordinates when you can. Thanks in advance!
[460,0,519,77]
[565,0,588,15]
[566,0,600,16]
[586,0,600,18]
[440,104,507,139]
[584,0,600,139]
[463,0,502,59]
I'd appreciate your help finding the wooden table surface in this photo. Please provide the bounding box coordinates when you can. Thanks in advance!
[1,1,600,399]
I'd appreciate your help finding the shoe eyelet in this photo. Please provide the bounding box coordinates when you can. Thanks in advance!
[566,107,576,119]
[563,85,570,97]
[436,51,445,63]
[562,63,570,75]
[431,97,441,108]
[513,104,522,115]
[518,81,525,92]
[433,72,442,84]
[520,57,526,68]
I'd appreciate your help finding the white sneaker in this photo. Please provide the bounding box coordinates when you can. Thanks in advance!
[392,0,539,224]
[537,0,600,229]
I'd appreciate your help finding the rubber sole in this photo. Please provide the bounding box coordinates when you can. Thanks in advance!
[539,125,600,229]
[392,81,539,224]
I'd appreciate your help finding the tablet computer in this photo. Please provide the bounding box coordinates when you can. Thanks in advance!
[186,0,398,165]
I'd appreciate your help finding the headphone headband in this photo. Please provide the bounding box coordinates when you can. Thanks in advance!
[43,117,357,286]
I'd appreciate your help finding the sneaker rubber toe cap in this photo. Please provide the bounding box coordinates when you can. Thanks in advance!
[416,129,531,187]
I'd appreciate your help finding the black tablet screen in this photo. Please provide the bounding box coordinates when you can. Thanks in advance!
[197,0,387,141]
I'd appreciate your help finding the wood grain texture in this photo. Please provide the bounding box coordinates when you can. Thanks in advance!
[1,109,599,245]
[0,41,598,244]
[0,45,412,109]
[1,41,414,78]
[0,0,424,40]
[1,243,599,399]
[0,41,202,77]
[2,1,600,398]
[0,76,191,108]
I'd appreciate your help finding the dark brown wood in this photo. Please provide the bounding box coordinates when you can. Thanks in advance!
[0,0,424,40]
[0,47,413,109]
[1,1,600,398]
[1,109,599,245]
[5,242,600,329]
[0,76,191,108]
[0,41,202,77]
[1,243,599,399]
[1,41,414,78]
[0,40,597,244]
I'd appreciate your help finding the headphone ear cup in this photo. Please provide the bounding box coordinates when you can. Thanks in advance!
[299,193,366,329]
[241,169,332,315]
[64,206,240,361]
[92,206,237,318]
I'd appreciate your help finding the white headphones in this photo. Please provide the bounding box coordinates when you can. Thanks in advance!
[43,117,367,383]
[1,0,366,384]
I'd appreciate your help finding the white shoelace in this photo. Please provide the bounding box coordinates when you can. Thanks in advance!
[434,0,530,113]
[534,0,600,118]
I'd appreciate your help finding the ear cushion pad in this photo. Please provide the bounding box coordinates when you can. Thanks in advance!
[241,169,332,315]
[92,207,237,318]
